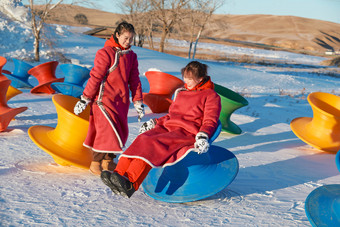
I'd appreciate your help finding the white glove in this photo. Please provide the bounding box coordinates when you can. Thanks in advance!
[139,119,156,134]
[134,101,145,122]
[74,95,90,115]
[194,132,210,154]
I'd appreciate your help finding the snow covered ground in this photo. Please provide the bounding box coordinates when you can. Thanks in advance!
[1,3,340,226]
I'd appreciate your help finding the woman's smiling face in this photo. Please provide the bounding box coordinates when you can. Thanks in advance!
[183,71,202,90]
[116,31,134,48]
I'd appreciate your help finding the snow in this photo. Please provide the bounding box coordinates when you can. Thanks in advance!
[152,37,326,65]
[1,3,340,226]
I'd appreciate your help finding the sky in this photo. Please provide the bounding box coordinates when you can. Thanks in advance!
[99,0,340,24]
[22,0,340,24]
[221,0,340,23]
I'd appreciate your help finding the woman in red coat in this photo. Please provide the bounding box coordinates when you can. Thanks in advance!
[101,61,221,198]
[74,22,144,175]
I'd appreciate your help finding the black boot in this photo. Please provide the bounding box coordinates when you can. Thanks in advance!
[100,171,120,195]
[110,172,136,198]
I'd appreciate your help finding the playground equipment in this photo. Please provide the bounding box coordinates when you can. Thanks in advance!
[28,94,92,169]
[336,150,340,173]
[28,61,64,94]
[51,64,90,98]
[5,86,23,101]
[0,80,28,132]
[0,56,6,73]
[291,92,340,152]
[214,83,249,134]
[2,58,33,88]
[305,149,340,226]
[142,146,239,203]
[142,121,239,203]
[0,56,23,101]
[0,56,9,82]
[305,184,340,226]
[143,71,184,113]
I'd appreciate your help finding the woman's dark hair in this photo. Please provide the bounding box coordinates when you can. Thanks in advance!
[113,21,135,43]
[181,61,208,80]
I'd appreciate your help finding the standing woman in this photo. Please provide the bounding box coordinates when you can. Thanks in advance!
[74,22,144,175]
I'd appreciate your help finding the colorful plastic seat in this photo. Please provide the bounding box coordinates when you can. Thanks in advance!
[305,184,340,227]
[0,56,6,72]
[2,58,33,88]
[142,93,173,114]
[142,121,239,203]
[28,61,64,94]
[336,150,340,173]
[142,146,238,203]
[291,92,340,152]
[143,71,184,113]
[0,56,23,101]
[0,56,8,82]
[305,149,340,226]
[214,83,249,134]
[0,79,28,132]
[28,94,92,169]
[6,86,23,101]
[51,64,90,98]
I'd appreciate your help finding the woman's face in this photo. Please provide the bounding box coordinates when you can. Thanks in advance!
[183,71,202,90]
[116,31,134,48]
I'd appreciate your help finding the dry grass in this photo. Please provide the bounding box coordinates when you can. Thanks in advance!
[37,4,340,57]
[330,57,340,67]
[279,88,307,99]
[322,56,340,67]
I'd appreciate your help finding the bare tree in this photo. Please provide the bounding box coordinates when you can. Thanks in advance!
[29,0,64,61]
[149,0,189,52]
[27,0,95,61]
[119,0,151,47]
[74,13,88,25]
[120,0,221,53]
[186,0,224,59]
[144,11,157,50]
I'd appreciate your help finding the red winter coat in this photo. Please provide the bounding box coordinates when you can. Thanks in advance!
[82,37,143,153]
[120,78,221,167]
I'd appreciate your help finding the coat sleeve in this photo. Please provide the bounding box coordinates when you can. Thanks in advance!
[128,52,143,102]
[83,48,111,100]
[199,91,222,138]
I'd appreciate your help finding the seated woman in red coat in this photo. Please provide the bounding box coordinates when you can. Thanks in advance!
[101,61,222,198]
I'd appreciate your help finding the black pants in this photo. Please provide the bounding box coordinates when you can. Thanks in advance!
[93,152,116,162]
